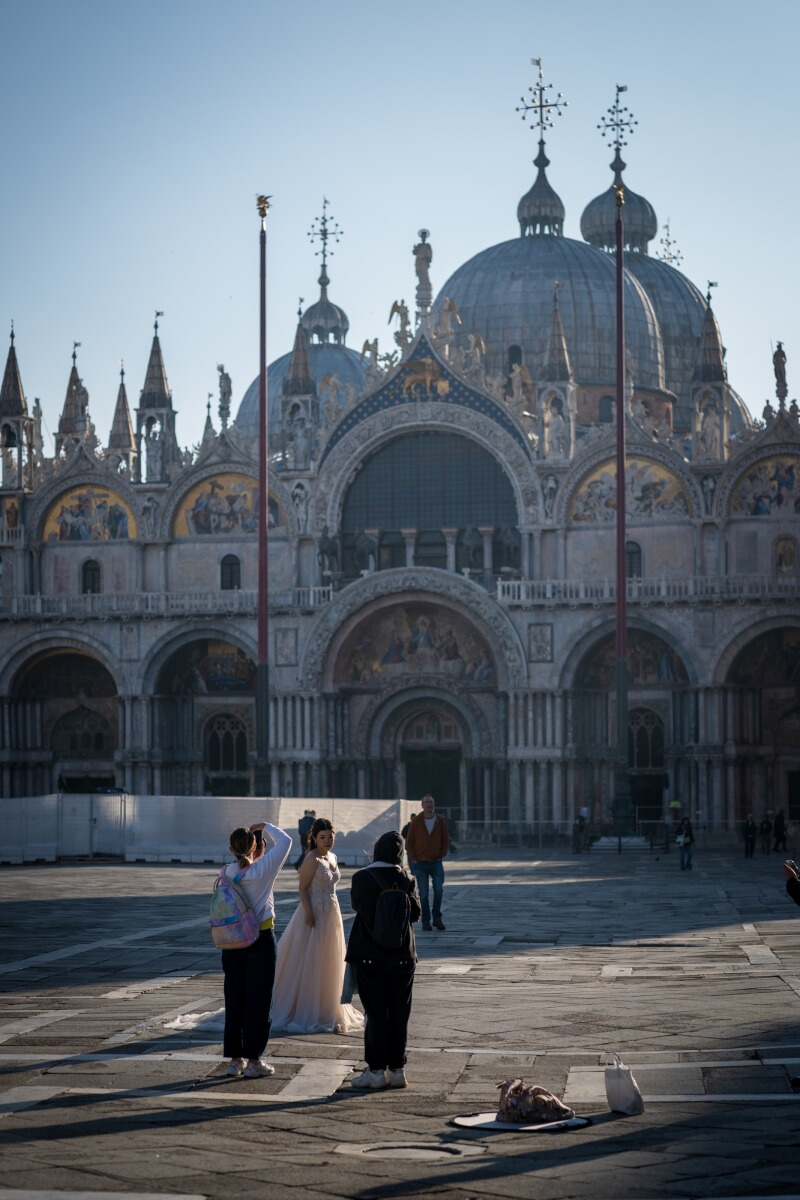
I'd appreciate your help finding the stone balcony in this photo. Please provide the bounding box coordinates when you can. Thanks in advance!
[0,585,333,620]
[496,574,800,609]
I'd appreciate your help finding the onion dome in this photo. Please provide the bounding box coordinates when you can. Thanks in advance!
[301,264,350,345]
[518,141,565,237]
[580,150,657,254]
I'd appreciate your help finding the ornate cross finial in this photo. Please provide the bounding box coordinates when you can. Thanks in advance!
[154,310,164,334]
[297,297,304,321]
[598,84,637,150]
[516,57,568,134]
[706,281,718,306]
[120,359,125,381]
[553,280,563,303]
[308,197,342,271]
[657,220,684,267]
[72,341,81,365]
[9,320,14,346]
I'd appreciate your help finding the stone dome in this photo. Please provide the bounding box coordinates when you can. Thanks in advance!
[434,233,666,393]
[623,256,706,431]
[234,343,366,442]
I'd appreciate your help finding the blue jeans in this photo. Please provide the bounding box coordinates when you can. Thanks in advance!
[680,842,693,870]
[412,860,444,923]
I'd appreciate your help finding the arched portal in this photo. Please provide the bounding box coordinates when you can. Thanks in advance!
[569,629,689,826]
[13,650,118,794]
[154,638,256,796]
[727,626,800,822]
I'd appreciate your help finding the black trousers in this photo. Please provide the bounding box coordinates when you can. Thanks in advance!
[221,930,276,1060]
[355,962,415,1072]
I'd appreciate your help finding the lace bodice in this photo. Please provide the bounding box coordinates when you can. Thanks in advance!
[308,854,341,918]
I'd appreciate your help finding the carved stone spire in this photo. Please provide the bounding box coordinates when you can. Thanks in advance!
[283,322,316,397]
[56,343,91,455]
[139,312,172,409]
[0,327,27,418]
[693,295,726,384]
[541,284,573,381]
[107,365,135,452]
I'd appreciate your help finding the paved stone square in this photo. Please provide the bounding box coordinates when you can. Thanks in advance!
[1,845,800,1200]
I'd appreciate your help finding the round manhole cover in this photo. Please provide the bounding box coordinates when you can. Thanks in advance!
[335,1141,486,1162]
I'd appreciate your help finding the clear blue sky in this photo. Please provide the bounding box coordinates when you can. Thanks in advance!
[2,0,797,453]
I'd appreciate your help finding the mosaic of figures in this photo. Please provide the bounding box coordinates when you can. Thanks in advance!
[0,497,20,535]
[158,639,257,695]
[338,604,495,687]
[43,487,137,541]
[577,631,689,688]
[173,474,284,537]
[729,456,800,517]
[569,458,691,523]
[731,628,800,685]
[776,537,799,574]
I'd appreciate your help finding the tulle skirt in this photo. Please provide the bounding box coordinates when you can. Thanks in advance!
[270,898,363,1035]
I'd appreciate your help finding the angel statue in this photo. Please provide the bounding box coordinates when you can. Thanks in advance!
[389,299,412,349]
[360,337,382,385]
[466,332,487,380]
[436,296,461,339]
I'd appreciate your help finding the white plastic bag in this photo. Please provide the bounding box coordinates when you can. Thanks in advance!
[604,1052,645,1115]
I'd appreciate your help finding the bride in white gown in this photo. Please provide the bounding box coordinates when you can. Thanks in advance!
[165,817,362,1038]
[270,818,363,1034]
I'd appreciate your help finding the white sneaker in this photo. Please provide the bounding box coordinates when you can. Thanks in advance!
[387,1067,408,1088]
[350,1067,388,1089]
[243,1059,274,1078]
[227,1057,246,1077]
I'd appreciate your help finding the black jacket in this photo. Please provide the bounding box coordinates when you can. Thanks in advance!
[345,865,421,969]
[787,877,800,908]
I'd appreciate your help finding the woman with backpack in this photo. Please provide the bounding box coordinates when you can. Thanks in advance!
[346,830,421,1090]
[221,822,292,1078]
[270,818,364,1035]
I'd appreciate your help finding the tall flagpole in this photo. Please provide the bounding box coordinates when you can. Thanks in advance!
[613,178,632,837]
[598,85,636,839]
[255,195,272,798]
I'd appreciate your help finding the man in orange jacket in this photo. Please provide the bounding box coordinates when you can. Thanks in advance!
[405,794,449,931]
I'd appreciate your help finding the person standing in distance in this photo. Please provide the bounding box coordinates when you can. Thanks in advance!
[406,794,449,931]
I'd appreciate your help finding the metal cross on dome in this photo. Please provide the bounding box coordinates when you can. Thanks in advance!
[516,58,568,133]
[598,84,637,149]
[657,220,684,267]
[308,198,342,270]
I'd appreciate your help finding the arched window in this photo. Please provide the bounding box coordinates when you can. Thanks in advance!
[628,708,665,770]
[220,555,241,590]
[82,559,102,594]
[599,395,615,423]
[625,541,643,578]
[341,432,517,580]
[507,345,523,373]
[205,714,248,773]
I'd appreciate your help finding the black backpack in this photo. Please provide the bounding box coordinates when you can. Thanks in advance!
[371,874,411,949]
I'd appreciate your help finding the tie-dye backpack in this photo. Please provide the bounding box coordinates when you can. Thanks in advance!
[209,866,259,949]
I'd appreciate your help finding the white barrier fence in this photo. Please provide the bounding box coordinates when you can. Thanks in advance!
[0,795,417,866]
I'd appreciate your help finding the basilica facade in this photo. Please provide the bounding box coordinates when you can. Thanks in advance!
[1,107,799,833]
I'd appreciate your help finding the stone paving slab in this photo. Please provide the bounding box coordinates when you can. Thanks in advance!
[1,850,800,1198]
